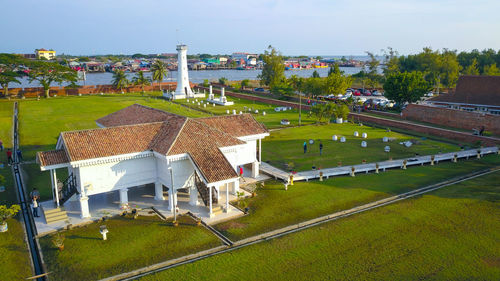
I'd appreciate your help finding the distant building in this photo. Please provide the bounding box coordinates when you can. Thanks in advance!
[427,75,500,115]
[36,48,56,60]
[219,57,228,65]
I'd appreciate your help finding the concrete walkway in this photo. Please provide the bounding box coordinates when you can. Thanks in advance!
[260,146,499,182]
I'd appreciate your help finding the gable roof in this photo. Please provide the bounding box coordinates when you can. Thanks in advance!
[429,75,500,107]
[37,149,69,167]
[96,104,186,127]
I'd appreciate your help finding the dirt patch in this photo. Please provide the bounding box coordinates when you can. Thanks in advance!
[483,257,500,268]
[217,221,247,231]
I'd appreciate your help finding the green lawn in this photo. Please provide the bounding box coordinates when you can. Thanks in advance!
[0,100,33,279]
[175,95,316,129]
[18,93,209,160]
[215,155,500,241]
[39,214,222,281]
[21,163,68,202]
[140,171,500,281]
[263,123,460,171]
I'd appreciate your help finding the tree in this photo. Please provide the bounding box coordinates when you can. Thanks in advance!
[26,60,77,98]
[258,45,285,88]
[311,70,320,78]
[151,60,168,91]
[328,63,342,76]
[309,103,328,123]
[439,49,461,88]
[383,71,432,109]
[132,71,151,94]
[240,79,250,89]
[483,64,500,76]
[463,58,480,75]
[0,54,24,98]
[365,52,380,76]
[323,70,352,96]
[111,69,130,92]
[218,77,228,85]
[302,77,324,97]
[270,82,294,96]
[382,47,400,76]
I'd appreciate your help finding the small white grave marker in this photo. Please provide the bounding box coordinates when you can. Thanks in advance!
[354,131,359,137]
[362,133,367,138]
[332,135,338,141]
[226,110,230,114]
[340,136,346,143]
[384,146,390,152]
[262,111,266,116]
[383,137,389,142]
[361,141,367,148]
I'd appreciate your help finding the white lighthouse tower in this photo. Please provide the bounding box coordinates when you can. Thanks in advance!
[174,44,194,99]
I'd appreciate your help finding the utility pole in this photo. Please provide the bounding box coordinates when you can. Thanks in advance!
[299,92,302,126]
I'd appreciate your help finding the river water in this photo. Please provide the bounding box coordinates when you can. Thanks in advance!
[16,66,363,88]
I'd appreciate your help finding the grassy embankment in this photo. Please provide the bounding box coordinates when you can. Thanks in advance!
[0,100,33,280]
[215,155,500,241]
[141,170,500,281]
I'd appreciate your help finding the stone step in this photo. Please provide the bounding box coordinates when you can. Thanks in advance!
[43,207,69,224]
[43,207,65,215]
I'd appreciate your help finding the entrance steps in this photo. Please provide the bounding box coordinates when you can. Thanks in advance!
[43,207,69,224]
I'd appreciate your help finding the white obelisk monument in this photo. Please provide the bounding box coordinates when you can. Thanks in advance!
[174,44,194,99]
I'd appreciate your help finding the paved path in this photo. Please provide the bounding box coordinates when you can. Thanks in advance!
[260,146,499,182]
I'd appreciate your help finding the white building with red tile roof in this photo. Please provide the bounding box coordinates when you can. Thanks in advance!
[37,104,269,220]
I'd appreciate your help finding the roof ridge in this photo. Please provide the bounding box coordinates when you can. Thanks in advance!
[164,118,190,156]
[61,121,166,135]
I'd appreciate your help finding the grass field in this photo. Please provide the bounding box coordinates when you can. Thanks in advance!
[21,163,68,202]
[174,95,316,129]
[17,93,209,160]
[0,101,33,279]
[140,171,500,281]
[215,155,500,241]
[39,214,222,281]
[263,123,460,171]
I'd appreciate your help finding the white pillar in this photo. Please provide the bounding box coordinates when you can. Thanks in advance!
[119,188,128,208]
[252,161,260,178]
[232,179,240,195]
[258,139,262,163]
[216,186,220,201]
[225,183,230,213]
[154,182,164,201]
[168,187,174,211]
[209,85,213,95]
[209,185,213,217]
[189,185,198,206]
[79,195,90,218]
[50,169,60,208]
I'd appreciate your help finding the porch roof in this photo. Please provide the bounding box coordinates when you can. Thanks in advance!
[37,149,70,170]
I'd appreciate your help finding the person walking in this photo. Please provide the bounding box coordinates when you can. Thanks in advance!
[319,141,323,156]
[303,141,307,154]
[6,148,13,165]
[16,149,23,162]
[239,166,244,177]
[0,139,3,151]
[32,196,40,217]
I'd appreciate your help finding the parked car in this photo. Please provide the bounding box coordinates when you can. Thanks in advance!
[364,90,372,96]
[353,90,361,96]
[254,88,265,92]
[372,90,383,96]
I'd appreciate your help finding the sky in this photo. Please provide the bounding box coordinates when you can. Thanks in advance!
[1,0,499,56]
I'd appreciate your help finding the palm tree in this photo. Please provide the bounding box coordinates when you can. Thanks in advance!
[111,69,129,93]
[133,71,151,95]
[151,60,168,92]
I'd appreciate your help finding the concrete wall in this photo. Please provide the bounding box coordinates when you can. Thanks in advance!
[223,141,257,170]
[350,112,500,146]
[402,104,500,135]
[78,157,157,196]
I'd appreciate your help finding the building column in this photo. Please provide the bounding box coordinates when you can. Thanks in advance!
[50,169,60,208]
[154,181,164,201]
[189,185,198,206]
[168,187,174,212]
[119,188,129,209]
[216,186,220,201]
[252,161,260,178]
[209,185,213,217]
[259,138,262,163]
[225,183,230,213]
[79,194,90,219]
[232,179,240,195]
